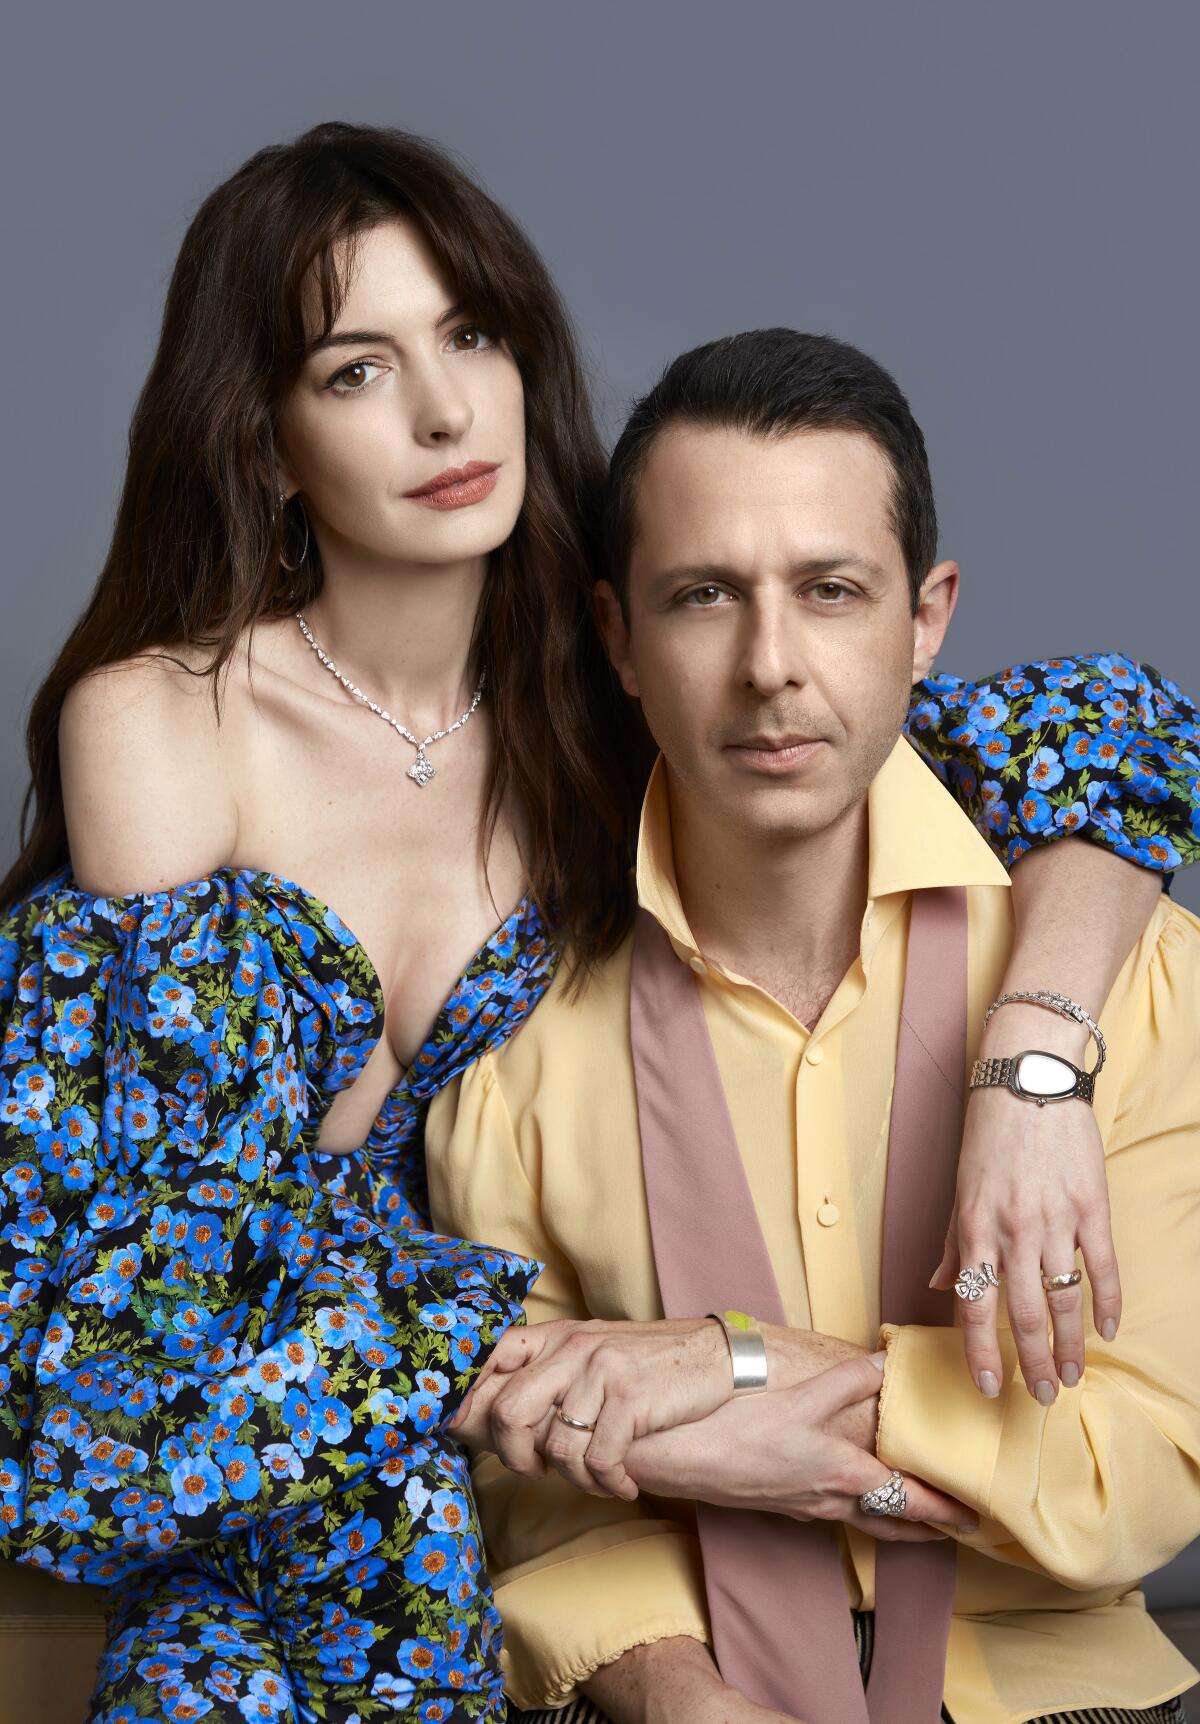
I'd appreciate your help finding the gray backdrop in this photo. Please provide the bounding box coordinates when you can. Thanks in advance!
[1,1,1196,1606]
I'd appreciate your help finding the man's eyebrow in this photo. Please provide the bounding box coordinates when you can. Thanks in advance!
[648,554,886,598]
[305,304,469,359]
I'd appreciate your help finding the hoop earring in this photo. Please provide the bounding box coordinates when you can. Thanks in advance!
[278,489,310,573]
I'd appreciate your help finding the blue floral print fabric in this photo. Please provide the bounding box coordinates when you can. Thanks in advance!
[907,651,1200,879]
[0,650,1195,1720]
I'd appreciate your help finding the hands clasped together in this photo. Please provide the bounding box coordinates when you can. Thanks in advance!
[451,1316,980,1541]
[450,1064,1125,1540]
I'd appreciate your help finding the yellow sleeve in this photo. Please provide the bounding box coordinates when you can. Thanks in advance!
[425,1058,711,1709]
[875,905,1200,1592]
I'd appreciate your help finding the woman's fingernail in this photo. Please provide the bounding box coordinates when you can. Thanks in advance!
[1101,1318,1117,1342]
[957,1521,980,1534]
[978,1371,1000,1398]
[1035,1380,1057,1405]
[869,1351,887,1370]
[1060,1361,1080,1388]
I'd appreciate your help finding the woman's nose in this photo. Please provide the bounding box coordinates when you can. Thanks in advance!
[410,359,475,445]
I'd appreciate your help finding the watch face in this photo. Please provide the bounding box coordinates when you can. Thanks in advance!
[1015,1052,1078,1098]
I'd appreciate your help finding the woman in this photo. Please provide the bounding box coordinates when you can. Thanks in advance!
[0,122,1195,1723]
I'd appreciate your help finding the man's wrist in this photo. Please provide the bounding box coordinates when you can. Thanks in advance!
[582,1634,720,1724]
[760,1323,870,1390]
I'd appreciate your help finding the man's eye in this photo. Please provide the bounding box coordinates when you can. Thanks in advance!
[680,585,731,607]
[448,324,496,352]
[811,581,851,602]
[328,361,385,395]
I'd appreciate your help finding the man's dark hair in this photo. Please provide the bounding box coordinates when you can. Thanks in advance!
[603,329,937,614]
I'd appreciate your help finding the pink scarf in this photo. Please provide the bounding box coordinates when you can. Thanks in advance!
[629,887,968,1722]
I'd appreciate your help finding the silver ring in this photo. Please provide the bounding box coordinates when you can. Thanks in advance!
[859,1468,907,1517]
[954,1262,1003,1302]
[1041,1268,1082,1292]
[555,1406,596,1433]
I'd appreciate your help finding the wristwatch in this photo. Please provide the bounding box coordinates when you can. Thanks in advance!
[969,1050,1096,1107]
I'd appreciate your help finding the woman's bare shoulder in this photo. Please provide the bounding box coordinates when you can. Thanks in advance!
[59,646,239,895]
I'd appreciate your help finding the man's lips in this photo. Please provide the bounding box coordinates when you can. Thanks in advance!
[724,735,828,772]
[729,734,821,752]
[403,460,500,498]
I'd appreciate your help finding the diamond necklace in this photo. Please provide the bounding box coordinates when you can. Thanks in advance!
[295,610,485,787]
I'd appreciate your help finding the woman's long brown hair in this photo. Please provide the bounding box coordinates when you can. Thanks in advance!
[1,122,650,974]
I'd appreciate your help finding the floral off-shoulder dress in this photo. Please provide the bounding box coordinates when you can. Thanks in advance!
[0,650,1194,1724]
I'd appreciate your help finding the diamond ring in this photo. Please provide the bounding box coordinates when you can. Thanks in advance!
[954,1262,1003,1302]
[860,1468,907,1517]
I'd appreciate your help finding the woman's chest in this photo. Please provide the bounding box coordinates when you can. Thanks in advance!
[227,703,527,1145]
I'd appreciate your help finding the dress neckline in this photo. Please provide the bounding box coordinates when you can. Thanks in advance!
[60,861,536,1142]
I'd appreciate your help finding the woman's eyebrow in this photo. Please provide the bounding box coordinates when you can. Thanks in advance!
[306,329,391,356]
[306,303,469,359]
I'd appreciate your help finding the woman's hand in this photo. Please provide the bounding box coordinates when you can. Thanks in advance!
[449,1315,733,1499]
[928,1004,1122,1404]
[932,833,1154,1402]
[625,1352,978,1542]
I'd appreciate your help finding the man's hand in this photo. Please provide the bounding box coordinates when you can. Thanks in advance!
[624,1352,977,1540]
[453,1320,975,1535]
[583,1635,798,1724]
[448,1315,732,1498]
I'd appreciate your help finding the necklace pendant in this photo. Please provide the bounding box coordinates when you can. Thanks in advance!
[407,754,436,787]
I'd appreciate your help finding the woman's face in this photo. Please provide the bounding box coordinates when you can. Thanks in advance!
[276,216,526,568]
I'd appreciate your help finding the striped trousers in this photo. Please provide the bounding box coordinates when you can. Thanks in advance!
[509,1608,1190,1724]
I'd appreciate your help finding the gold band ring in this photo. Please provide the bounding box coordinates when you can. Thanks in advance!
[555,1406,597,1433]
[1041,1269,1083,1292]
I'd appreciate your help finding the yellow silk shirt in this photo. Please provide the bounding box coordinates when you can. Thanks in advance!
[425,737,1200,1723]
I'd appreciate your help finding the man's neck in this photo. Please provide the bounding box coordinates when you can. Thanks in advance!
[669,776,870,1029]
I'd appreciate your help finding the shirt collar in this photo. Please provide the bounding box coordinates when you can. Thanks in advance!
[635,733,1011,963]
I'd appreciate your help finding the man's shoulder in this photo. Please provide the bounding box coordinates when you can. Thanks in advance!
[1141,893,1200,971]
[490,928,637,1097]
[1106,892,1200,1050]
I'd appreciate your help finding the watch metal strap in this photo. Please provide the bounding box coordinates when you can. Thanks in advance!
[969,1052,1095,1107]
[709,1309,769,1395]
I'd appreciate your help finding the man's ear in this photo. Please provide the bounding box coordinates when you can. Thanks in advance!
[594,579,641,700]
[911,560,959,683]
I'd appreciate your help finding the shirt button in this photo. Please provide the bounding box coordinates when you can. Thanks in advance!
[689,955,706,974]
[806,1044,825,1066]
[817,1202,841,1227]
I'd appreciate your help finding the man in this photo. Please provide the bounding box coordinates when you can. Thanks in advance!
[425,331,1200,1723]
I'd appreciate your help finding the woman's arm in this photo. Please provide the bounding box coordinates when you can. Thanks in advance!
[929,841,1157,1401]
[907,651,1200,882]
[910,650,1199,1396]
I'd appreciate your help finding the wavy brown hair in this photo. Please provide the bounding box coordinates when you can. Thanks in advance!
[2,121,650,972]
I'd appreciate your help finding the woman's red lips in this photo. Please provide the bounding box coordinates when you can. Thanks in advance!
[404,460,499,497]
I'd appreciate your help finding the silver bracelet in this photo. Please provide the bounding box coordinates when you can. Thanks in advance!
[983,989,1106,1075]
[707,1311,769,1397]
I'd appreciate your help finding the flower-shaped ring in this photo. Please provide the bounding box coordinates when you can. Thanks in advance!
[954,1262,1003,1302]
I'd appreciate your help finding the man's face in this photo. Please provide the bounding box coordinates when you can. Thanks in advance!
[598,424,958,843]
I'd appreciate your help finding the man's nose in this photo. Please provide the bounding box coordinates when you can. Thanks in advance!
[735,597,806,695]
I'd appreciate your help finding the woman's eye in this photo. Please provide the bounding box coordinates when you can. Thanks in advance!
[328,360,385,395]
[681,585,731,608]
[448,324,496,352]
